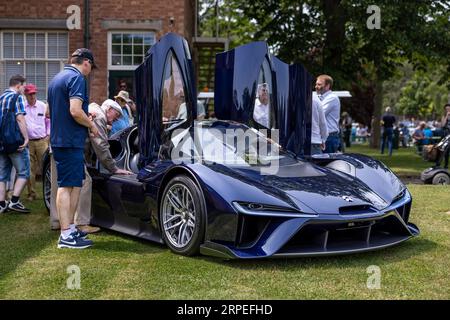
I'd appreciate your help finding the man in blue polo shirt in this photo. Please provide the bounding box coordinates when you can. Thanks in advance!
[48,48,99,249]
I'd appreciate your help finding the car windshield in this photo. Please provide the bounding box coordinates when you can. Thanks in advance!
[170,121,295,167]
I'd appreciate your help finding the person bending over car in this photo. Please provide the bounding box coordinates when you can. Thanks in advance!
[49,99,132,237]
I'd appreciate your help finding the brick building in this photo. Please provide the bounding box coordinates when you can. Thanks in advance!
[0,0,195,103]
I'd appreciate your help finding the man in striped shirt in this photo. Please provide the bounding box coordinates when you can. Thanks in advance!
[0,75,31,214]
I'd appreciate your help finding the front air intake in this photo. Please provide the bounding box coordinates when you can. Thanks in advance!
[339,205,377,215]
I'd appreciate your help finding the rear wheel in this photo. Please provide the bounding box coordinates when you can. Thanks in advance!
[43,158,51,213]
[432,172,450,185]
[159,175,206,256]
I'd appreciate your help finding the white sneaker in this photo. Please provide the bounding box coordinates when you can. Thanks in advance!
[8,200,30,214]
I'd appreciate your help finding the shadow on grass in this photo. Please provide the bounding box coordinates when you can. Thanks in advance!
[88,223,438,269]
[90,229,166,255]
[0,213,55,289]
[197,237,438,270]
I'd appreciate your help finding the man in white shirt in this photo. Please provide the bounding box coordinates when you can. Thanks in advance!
[315,74,341,153]
[311,94,328,155]
[177,100,206,120]
[253,83,270,128]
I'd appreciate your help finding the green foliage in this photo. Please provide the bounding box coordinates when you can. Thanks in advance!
[199,0,450,148]
[397,69,449,119]
[199,0,259,49]
[199,0,450,90]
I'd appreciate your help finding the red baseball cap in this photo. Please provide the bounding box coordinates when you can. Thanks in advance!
[24,84,38,94]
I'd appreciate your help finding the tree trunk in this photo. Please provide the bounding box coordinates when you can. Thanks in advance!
[370,73,383,149]
[322,0,346,72]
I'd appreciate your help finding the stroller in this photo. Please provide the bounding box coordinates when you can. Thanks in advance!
[421,134,450,185]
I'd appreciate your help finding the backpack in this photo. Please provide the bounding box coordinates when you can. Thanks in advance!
[0,93,25,154]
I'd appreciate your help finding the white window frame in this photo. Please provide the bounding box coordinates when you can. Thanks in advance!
[107,31,155,71]
[0,30,68,100]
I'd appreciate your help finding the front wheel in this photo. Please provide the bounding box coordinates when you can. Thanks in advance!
[159,175,206,256]
[432,172,450,185]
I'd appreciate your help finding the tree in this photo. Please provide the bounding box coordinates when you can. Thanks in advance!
[397,69,449,120]
[200,0,450,147]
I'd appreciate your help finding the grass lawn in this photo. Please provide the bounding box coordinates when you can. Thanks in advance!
[0,182,449,299]
[346,143,431,177]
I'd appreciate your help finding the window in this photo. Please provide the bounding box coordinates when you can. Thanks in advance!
[0,31,68,101]
[108,32,155,69]
[253,57,273,129]
[162,51,187,127]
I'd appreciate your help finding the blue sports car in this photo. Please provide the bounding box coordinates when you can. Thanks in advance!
[43,33,419,258]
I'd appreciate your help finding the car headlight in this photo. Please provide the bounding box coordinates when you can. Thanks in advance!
[391,188,407,204]
[232,201,315,217]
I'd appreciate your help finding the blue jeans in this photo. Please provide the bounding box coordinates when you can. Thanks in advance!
[325,133,340,153]
[0,148,30,182]
[381,127,394,156]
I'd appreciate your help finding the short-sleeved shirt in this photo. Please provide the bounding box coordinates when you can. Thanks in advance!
[47,65,88,148]
[413,128,424,140]
[25,100,48,139]
[0,88,26,121]
[382,114,396,128]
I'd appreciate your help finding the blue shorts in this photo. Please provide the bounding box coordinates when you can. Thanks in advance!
[0,148,30,182]
[52,147,85,187]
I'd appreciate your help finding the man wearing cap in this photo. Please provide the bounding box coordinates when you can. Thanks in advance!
[49,100,132,234]
[23,84,49,201]
[110,90,133,135]
[85,100,132,175]
[47,48,99,249]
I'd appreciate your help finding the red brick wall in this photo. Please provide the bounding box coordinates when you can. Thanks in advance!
[1,0,194,102]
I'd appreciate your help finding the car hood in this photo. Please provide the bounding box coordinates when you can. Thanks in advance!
[214,161,389,215]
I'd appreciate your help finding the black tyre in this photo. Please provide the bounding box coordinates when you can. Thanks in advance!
[43,158,51,213]
[432,172,450,185]
[159,175,206,256]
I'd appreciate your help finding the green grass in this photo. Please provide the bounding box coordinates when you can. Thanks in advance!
[346,143,431,176]
[0,183,449,299]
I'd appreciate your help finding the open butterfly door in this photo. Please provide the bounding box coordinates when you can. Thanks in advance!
[214,42,312,156]
[135,33,197,167]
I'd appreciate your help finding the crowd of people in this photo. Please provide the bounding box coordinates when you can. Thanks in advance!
[310,79,450,164]
[0,48,135,249]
